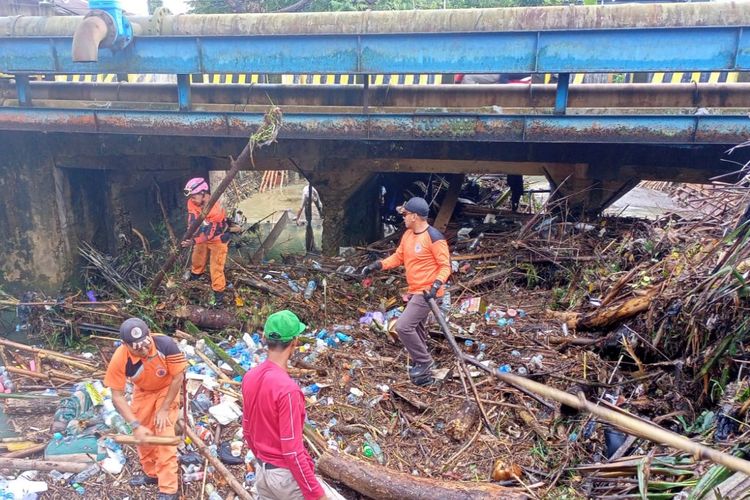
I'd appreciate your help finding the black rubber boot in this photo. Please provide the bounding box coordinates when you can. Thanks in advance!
[409,361,436,386]
[129,474,158,487]
[212,291,225,306]
[157,493,179,500]
[188,272,202,281]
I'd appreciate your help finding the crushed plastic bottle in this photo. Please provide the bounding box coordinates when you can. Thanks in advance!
[468,233,484,251]
[69,463,99,484]
[302,383,321,397]
[440,291,451,315]
[363,432,385,465]
[335,332,353,343]
[244,449,256,484]
[102,398,132,434]
[182,471,205,482]
[303,280,317,300]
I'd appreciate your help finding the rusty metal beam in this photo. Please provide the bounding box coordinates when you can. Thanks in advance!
[4,82,750,109]
[0,107,745,145]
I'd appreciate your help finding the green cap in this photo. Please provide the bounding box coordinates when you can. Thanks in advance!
[264,310,306,342]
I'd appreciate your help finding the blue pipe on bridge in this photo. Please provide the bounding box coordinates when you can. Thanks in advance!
[0,107,746,145]
[0,26,748,75]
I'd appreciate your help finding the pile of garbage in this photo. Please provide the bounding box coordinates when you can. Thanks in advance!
[4,172,750,498]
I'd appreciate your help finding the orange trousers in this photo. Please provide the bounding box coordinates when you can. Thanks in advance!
[191,240,229,292]
[132,385,180,494]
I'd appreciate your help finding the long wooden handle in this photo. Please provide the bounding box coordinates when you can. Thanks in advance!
[464,357,750,477]
[111,435,181,446]
[184,424,253,500]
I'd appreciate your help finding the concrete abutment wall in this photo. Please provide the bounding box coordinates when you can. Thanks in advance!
[0,132,198,293]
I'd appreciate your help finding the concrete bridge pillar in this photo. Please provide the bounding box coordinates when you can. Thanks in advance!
[0,133,75,292]
[307,160,380,256]
[544,163,640,217]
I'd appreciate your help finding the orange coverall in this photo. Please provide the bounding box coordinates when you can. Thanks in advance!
[187,199,229,292]
[104,335,187,494]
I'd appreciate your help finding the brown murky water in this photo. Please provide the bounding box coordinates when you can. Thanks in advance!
[235,181,323,259]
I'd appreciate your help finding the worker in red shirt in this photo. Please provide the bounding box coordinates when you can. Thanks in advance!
[104,318,187,500]
[362,197,451,385]
[181,177,231,306]
[242,310,336,500]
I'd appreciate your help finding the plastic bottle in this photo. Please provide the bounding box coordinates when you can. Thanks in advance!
[303,280,317,300]
[362,442,374,458]
[208,492,223,500]
[440,291,451,315]
[468,233,484,251]
[103,399,132,434]
[72,482,85,495]
[363,433,385,465]
[183,471,205,482]
[302,383,321,397]
[244,449,256,484]
[70,463,100,484]
[335,332,353,343]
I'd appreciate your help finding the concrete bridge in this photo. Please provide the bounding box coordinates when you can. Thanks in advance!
[0,2,749,291]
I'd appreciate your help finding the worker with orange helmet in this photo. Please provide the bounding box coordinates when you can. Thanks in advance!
[181,177,230,305]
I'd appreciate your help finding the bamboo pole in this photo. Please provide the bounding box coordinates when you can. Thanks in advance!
[184,425,253,500]
[149,106,282,292]
[194,349,233,383]
[1,443,46,459]
[425,296,494,433]
[0,338,99,372]
[7,366,75,384]
[0,457,90,473]
[112,435,181,446]
[464,357,750,477]
[203,337,246,377]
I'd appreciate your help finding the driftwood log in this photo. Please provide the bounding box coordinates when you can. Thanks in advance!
[3,398,57,415]
[317,452,526,500]
[173,305,241,330]
[445,400,480,441]
[547,288,658,330]
[0,457,90,473]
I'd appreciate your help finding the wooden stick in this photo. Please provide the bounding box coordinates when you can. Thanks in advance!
[1,443,46,459]
[154,179,178,247]
[0,457,90,473]
[0,338,99,372]
[112,435,181,446]
[194,349,233,383]
[425,296,494,433]
[184,425,253,500]
[464,357,750,477]
[7,366,74,384]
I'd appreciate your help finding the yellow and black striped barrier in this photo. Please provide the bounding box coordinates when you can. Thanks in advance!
[3,71,741,85]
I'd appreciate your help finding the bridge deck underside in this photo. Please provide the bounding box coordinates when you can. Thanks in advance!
[17,131,743,185]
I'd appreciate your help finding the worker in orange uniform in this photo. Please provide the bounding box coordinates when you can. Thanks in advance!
[181,177,231,306]
[104,318,187,500]
[362,196,451,385]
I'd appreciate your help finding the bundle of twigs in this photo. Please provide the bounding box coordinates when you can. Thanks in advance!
[79,241,139,297]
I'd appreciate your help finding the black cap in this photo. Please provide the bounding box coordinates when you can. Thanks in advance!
[119,318,150,345]
[400,197,429,217]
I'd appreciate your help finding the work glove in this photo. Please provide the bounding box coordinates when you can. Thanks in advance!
[423,280,443,301]
[361,261,382,276]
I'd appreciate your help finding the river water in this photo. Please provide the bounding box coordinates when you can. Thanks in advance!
[235,181,323,259]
